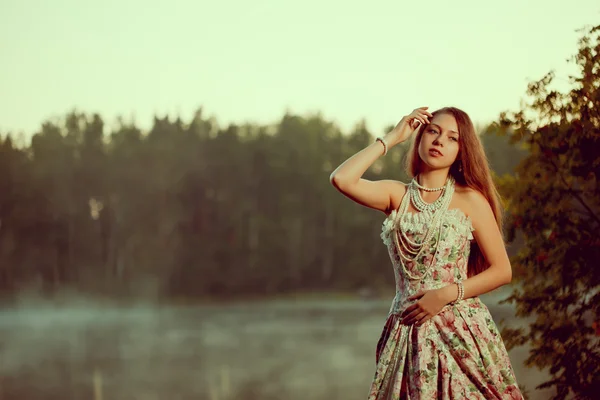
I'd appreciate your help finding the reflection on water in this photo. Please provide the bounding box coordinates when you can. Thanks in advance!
[0,292,554,399]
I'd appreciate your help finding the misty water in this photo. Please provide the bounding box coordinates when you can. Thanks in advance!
[0,289,554,400]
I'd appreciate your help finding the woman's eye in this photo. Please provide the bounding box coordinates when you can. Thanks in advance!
[451,137,459,142]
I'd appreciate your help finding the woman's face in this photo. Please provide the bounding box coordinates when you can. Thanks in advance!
[417,112,460,171]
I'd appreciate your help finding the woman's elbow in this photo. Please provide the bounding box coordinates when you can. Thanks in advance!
[502,266,513,285]
[330,173,348,189]
[329,172,338,185]
[491,263,512,285]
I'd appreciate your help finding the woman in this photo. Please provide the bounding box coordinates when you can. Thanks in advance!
[330,107,523,399]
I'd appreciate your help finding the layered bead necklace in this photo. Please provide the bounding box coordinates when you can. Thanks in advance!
[392,175,455,280]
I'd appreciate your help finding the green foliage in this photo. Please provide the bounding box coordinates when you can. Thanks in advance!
[496,25,600,399]
[0,109,390,299]
[0,101,526,302]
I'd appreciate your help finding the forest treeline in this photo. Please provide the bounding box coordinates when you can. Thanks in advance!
[0,109,525,301]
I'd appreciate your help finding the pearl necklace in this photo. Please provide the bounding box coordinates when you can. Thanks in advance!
[411,175,445,192]
[392,176,455,281]
[410,183,448,212]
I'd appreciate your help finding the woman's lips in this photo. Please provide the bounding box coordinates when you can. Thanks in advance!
[429,148,443,157]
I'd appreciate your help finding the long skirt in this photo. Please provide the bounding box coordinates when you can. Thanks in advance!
[367,298,523,399]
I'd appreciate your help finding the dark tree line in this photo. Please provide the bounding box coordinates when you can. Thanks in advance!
[0,108,523,301]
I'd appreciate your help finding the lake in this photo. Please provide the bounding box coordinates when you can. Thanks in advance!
[0,289,555,399]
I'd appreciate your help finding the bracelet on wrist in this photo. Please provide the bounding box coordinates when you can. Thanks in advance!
[449,281,464,305]
[454,281,464,303]
[375,137,388,155]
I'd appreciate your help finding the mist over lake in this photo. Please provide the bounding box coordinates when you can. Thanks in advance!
[0,288,554,400]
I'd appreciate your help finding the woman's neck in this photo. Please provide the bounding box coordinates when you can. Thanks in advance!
[416,169,450,189]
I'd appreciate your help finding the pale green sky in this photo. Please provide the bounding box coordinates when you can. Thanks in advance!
[1,0,599,137]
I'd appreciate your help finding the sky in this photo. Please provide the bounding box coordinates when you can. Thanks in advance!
[1,0,599,139]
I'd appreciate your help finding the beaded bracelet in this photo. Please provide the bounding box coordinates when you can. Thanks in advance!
[453,281,464,303]
[375,137,388,155]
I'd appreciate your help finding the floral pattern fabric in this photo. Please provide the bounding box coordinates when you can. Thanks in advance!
[367,208,523,399]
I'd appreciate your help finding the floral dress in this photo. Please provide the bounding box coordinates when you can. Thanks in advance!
[367,208,523,399]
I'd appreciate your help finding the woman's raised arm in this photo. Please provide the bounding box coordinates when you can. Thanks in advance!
[329,107,432,214]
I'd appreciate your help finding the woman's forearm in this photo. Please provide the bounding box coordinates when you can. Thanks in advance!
[441,265,512,304]
[329,140,387,185]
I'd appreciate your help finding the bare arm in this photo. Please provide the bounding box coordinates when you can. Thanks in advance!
[441,190,512,303]
[329,107,432,214]
[329,142,400,213]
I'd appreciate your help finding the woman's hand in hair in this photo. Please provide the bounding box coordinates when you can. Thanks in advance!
[384,107,433,147]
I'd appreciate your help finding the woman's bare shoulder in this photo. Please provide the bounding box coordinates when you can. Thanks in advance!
[385,179,408,214]
[453,184,489,217]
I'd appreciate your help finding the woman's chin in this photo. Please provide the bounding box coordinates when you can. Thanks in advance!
[421,158,451,170]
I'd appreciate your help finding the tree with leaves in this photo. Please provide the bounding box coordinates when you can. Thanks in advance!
[496,25,600,399]
[0,104,530,301]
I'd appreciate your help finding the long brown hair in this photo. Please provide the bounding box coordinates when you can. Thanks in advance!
[405,107,504,277]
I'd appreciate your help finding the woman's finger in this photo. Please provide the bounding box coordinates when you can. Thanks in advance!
[400,303,417,317]
[403,308,423,321]
[417,114,431,124]
[414,106,433,116]
[406,311,427,325]
[412,116,426,127]
[417,311,429,322]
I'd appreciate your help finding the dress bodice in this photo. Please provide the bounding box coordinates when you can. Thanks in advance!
[381,208,475,315]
